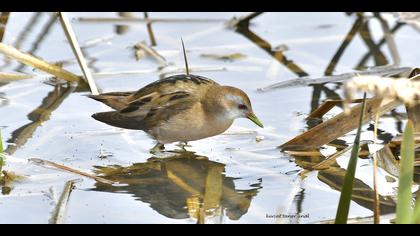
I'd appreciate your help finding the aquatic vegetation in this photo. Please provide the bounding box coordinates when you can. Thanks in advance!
[396,121,420,224]
[1,11,420,224]
[57,12,99,95]
[0,42,81,82]
[344,73,420,109]
[335,93,367,224]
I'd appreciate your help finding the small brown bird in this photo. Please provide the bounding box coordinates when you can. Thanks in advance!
[89,74,263,153]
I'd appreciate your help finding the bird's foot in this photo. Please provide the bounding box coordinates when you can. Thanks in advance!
[175,141,191,152]
[150,143,165,154]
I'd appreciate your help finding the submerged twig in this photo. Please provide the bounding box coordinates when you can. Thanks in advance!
[134,41,167,66]
[324,13,364,76]
[375,13,400,67]
[13,12,43,50]
[372,112,381,224]
[28,158,115,185]
[49,179,80,224]
[57,12,99,95]
[357,22,404,68]
[232,13,308,78]
[0,42,81,82]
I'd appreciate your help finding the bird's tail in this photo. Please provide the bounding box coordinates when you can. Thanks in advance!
[92,111,145,130]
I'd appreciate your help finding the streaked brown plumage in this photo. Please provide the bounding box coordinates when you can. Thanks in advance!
[89,74,263,152]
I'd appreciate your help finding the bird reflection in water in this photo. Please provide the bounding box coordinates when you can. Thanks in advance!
[91,151,262,223]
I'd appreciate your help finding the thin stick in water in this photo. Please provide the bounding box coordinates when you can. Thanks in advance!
[57,12,99,95]
[375,13,400,67]
[49,179,80,224]
[372,112,381,224]
[134,41,167,66]
[28,158,115,185]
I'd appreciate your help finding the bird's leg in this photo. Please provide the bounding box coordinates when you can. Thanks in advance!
[150,142,165,154]
[175,141,190,151]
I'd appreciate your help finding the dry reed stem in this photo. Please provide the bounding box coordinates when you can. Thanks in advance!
[373,112,381,224]
[49,179,80,224]
[377,14,400,67]
[28,158,115,185]
[134,41,167,66]
[57,12,99,95]
[0,42,81,82]
[0,72,33,81]
[344,75,420,112]
[281,96,399,151]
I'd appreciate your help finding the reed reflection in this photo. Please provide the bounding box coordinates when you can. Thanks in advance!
[91,151,262,223]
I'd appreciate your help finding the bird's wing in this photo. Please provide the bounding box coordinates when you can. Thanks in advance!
[119,90,199,121]
[88,91,135,110]
[129,74,218,99]
[118,74,217,119]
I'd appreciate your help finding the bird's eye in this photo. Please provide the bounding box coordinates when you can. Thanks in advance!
[238,104,247,110]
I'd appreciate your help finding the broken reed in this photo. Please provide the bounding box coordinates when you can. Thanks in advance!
[344,75,420,113]
[0,42,81,82]
[57,12,99,95]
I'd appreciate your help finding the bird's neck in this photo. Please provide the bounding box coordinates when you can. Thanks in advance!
[203,86,235,130]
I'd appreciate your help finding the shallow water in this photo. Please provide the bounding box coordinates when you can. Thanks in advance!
[0,12,418,223]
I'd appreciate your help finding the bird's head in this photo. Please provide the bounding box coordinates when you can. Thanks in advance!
[209,86,264,128]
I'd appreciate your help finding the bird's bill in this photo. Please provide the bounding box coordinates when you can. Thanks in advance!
[246,112,264,128]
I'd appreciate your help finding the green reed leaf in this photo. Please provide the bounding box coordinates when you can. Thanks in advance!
[335,93,367,224]
[396,120,415,224]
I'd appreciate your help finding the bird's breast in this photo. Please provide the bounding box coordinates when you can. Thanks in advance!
[150,103,233,143]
